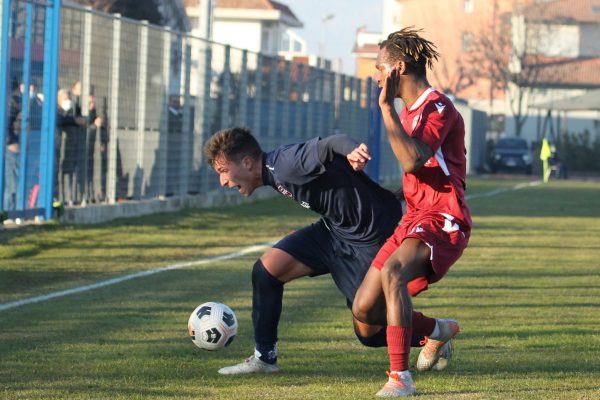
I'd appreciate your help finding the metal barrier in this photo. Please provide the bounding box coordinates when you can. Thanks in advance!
[1,0,60,221]
[1,1,402,222]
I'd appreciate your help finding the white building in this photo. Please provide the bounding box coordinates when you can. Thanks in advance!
[211,0,302,56]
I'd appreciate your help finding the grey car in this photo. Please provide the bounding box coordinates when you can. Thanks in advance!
[490,137,533,174]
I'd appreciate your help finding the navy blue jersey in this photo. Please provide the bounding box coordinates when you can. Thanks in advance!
[262,137,402,246]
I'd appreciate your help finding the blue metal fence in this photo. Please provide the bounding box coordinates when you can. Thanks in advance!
[1,1,400,223]
[1,0,61,221]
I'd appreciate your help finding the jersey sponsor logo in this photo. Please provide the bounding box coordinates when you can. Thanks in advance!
[300,201,310,209]
[276,184,293,198]
[435,102,446,114]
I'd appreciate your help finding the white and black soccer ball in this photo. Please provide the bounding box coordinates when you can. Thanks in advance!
[188,302,238,351]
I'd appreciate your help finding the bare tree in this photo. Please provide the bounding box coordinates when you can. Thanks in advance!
[469,11,553,137]
[430,53,477,99]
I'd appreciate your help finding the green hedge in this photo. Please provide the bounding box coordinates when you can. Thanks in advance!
[556,130,600,172]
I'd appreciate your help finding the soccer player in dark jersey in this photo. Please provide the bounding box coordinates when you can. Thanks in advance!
[350,28,473,397]
[203,127,405,374]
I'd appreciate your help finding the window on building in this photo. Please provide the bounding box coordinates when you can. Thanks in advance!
[282,36,290,52]
[262,29,270,53]
[464,0,474,13]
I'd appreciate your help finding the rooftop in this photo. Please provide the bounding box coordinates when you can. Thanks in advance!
[524,0,600,23]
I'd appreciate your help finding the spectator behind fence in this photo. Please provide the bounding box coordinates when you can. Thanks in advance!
[70,80,105,204]
[3,82,42,214]
[56,88,101,206]
[56,85,102,206]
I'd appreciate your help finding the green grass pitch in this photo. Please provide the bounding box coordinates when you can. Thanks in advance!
[1,177,599,399]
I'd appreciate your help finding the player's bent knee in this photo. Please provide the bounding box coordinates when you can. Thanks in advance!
[252,259,284,289]
[351,299,367,323]
[355,327,387,348]
[381,259,407,285]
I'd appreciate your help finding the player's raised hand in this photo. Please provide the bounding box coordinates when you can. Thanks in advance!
[347,143,371,171]
[378,66,401,109]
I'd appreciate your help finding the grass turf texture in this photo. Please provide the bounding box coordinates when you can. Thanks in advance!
[1,177,599,399]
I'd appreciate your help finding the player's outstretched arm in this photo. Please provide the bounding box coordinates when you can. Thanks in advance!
[379,68,433,173]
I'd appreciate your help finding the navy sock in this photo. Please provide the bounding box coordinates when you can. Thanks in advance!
[252,259,283,364]
[355,327,427,348]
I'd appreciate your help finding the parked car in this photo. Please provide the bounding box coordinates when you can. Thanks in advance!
[490,137,532,174]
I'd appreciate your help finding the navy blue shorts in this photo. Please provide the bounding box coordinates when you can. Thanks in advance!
[273,219,383,308]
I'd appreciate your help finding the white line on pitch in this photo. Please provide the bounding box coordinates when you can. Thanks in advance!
[0,242,274,312]
[465,180,542,200]
[0,180,543,312]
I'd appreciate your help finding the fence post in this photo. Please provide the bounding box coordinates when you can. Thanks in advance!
[16,2,33,211]
[294,63,304,139]
[281,60,291,139]
[81,7,92,116]
[80,7,93,204]
[106,14,121,204]
[193,39,212,194]
[135,21,149,199]
[238,49,248,127]
[158,27,172,198]
[220,44,231,129]
[180,39,191,196]
[305,66,315,140]
[315,68,324,137]
[337,74,346,135]
[252,53,262,136]
[354,77,362,139]
[40,0,61,220]
[0,0,10,210]
[366,78,381,183]
[326,70,335,136]
[267,56,277,142]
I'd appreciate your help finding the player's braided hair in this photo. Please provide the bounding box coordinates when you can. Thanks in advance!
[204,127,263,166]
[379,27,440,77]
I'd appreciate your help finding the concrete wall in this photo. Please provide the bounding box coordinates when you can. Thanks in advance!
[457,103,488,174]
[60,187,276,224]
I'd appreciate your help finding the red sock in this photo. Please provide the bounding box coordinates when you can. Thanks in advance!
[412,311,436,337]
[386,325,412,371]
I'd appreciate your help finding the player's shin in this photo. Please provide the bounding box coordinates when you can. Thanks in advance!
[252,259,283,364]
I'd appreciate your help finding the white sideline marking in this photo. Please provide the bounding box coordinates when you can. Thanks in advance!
[0,180,543,312]
[0,242,274,312]
[465,180,542,200]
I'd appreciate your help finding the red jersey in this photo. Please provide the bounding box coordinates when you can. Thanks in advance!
[400,88,472,229]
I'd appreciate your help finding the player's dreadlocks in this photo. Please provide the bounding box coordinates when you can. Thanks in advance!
[379,27,440,77]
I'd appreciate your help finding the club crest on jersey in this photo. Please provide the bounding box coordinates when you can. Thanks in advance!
[276,184,293,198]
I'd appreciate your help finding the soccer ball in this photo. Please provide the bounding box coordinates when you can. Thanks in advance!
[188,302,238,351]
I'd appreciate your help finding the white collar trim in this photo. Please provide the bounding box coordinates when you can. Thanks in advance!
[409,87,435,111]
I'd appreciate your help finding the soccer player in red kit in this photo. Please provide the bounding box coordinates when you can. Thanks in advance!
[351,27,472,397]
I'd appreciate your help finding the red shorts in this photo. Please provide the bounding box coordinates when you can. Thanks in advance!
[372,212,470,297]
